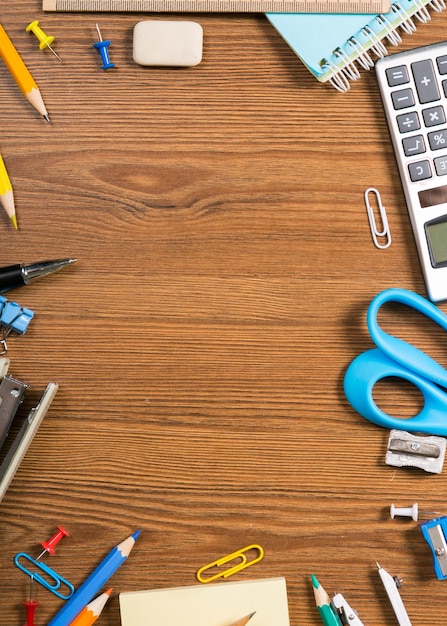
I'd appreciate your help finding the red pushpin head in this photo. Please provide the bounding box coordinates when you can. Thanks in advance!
[23,598,39,626]
[40,526,70,555]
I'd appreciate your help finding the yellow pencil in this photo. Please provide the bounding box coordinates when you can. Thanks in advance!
[0,153,17,229]
[0,23,50,121]
[229,612,256,626]
[68,588,112,626]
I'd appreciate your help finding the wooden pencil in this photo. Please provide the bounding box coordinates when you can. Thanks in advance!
[0,153,16,229]
[229,612,256,626]
[0,23,50,121]
[67,588,112,626]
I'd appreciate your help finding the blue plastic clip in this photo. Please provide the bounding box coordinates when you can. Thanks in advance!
[0,296,34,353]
[14,552,75,599]
[0,297,34,334]
[93,23,115,70]
[421,516,447,579]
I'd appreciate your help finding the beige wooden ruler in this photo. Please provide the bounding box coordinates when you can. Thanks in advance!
[43,0,390,12]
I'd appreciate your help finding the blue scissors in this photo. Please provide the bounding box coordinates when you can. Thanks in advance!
[344,288,447,436]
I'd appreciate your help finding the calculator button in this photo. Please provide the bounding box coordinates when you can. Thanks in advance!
[428,129,447,150]
[392,88,415,110]
[437,55,447,75]
[408,160,432,181]
[386,65,409,86]
[423,106,446,127]
[402,135,426,156]
[397,111,420,133]
[411,59,440,104]
[434,155,447,176]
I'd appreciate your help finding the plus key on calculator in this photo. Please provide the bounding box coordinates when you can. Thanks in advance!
[376,42,447,302]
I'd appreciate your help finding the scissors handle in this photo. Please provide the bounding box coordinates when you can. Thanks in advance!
[344,349,447,435]
[368,288,447,389]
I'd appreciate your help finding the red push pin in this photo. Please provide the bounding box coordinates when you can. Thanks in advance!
[23,598,39,626]
[37,525,70,559]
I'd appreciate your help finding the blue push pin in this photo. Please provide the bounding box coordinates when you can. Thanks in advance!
[93,23,115,70]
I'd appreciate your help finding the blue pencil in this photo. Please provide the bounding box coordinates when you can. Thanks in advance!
[48,530,141,626]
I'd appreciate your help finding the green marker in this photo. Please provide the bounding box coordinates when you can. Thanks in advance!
[311,575,342,626]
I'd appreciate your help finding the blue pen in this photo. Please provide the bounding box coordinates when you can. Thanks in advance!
[48,530,141,626]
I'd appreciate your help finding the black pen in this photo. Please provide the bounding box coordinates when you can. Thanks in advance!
[0,259,77,293]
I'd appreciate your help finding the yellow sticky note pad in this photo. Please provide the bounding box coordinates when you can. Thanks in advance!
[119,577,290,626]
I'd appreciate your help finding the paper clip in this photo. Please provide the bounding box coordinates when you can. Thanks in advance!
[196,544,264,583]
[0,296,34,354]
[14,552,75,600]
[364,187,392,249]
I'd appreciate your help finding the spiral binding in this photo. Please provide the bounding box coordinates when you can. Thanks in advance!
[321,0,447,92]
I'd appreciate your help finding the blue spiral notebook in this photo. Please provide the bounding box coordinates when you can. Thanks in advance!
[266,0,446,92]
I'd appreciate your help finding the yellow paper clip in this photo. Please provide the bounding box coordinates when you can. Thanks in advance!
[196,544,264,583]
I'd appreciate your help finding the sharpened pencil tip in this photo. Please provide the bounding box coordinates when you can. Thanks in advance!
[230,612,256,626]
[311,574,319,589]
[10,214,17,230]
[43,114,51,123]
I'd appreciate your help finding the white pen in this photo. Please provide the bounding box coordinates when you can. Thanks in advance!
[377,563,412,626]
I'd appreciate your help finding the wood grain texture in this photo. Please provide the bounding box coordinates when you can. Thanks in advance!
[0,3,447,625]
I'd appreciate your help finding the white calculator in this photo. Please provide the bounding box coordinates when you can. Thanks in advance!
[376,42,447,302]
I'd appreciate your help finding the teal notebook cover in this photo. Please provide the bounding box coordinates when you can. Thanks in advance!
[266,0,444,88]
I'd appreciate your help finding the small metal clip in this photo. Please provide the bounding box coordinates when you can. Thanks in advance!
[0,375,29,449]
[364,187,392,249]
[14,552,74,599]
[385,429,446,474]
[332,592,365,625]
[196,544,264,583]
[0,382,58,504]
[421,516,447,580]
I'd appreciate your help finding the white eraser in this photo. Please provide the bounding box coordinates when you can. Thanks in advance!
[133,20,203,67]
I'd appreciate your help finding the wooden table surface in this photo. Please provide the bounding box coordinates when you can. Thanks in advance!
[1,2,447,624]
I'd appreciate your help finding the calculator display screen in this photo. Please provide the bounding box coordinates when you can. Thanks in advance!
[426,217,447,267]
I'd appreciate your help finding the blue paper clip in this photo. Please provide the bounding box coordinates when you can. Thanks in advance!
[14,552,75,599]
[421,516,447,580]
[196,544,264,583]
[0,296,34,354]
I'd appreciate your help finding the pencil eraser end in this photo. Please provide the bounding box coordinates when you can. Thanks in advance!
[133,20,203,67]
